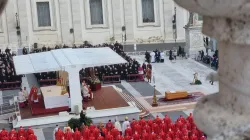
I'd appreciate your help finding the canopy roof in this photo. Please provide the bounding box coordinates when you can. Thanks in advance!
[13,47,127,75]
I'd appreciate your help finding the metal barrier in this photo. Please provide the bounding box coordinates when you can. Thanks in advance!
[0,95,19,115]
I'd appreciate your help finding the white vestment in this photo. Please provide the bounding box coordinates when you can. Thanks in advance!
[18,92,26,103]
[150,52,155,63]
[115,121,122,132]
[122,121,130,135]
[23,90,29,100]
[82,85,90,97]
[160,52,165,59]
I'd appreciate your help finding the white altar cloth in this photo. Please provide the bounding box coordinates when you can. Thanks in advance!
[41,86,69,109]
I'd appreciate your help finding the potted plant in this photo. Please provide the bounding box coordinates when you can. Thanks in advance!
[89,77,101,91]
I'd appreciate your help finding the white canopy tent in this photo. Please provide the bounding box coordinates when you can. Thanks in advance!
[13,47,127,113]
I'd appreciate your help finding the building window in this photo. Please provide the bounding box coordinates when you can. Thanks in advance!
[198,14,203,21]
[89,0,104,25]
[36,2,51,27]
[141,0,155,23]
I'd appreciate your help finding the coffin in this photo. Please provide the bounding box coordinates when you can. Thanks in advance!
[165,90,188,100]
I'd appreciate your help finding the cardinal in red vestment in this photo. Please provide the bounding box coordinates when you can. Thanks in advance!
[147,118,153,128]
[26,126,34,137]
[64,129,73,140]
[152,123,159,134]
[175,129,182,139]
[139,117,146,127]
[132,131,140,140]
[111,128,120,138]
[164,115,172,125]
[97,134,104,140]
[124,134,131,140]
[0,128,8,137]
[125,125,132,136]
[73,128,81,140]
[134,124,142,135]
[173,137,181,140]
[154,116,162,125]
[10,136,17,140]
[190,134,198,140]
[130,118,138,134]
[82,127,90,140]
[28,133,37,140]
[116,134,124,140]
[165,136,172,140]
[141,130,149,140]
[182,135,189,140]
[167,129,174,139]
[89,134,95,140]
[9,129,17,138]
[1,136,9,140]
[187,113,193,123]
[159,130,165,139]
[106,120,114,131]
[149,132,157,140]
[89,123,96,133]
[55,128,64,140]
[102,127,108,136]
[144,124,151,134]
[19,136,26,140]
[18,126,25,137]
[93,127,100,139]
[200,135,206,140]
[106,132,114,140]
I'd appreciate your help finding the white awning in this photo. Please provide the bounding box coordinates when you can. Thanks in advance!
[13,47,127,75]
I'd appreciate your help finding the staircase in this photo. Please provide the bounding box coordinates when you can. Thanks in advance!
[118,90,149,117]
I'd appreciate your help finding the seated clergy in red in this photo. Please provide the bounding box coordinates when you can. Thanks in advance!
[19,136,26,140]
[97,134,104,140]
[149,132,157,140]
[10,136,17,140]
[141,130,149,140]
[182,135,189,140]
[93,127,100,139]
[152,123,159,134]
[1,136,9,140]
[124,134,131,140]
[175,129,182,138]
[9,129,17,138]
[26,126,34,137]
[190,134,198,140]
[18,126,25,137]
[143,123,151,134]
[187,113,193,123]
[164,115,172,125]
[159,130,165,139]
[0,128,8,137]
[82,126,90,139]
[167,129,174,139]
[106,120,114,131]
[134,123,142,134]
[159,121,167,133]
[139,116,146,127]
[147,118,153,128]
[89,134,95,140]
[132,131,140,140]
[154,115,162,125]
[55,128,64,140]
[125,125,132,136]
[64,129,73,140]
[116,134,124,140]
[111,128,120,138]
[130,118,138,133]
[165,136,173,140]
[89,123,96,133]
[73,128,81,140]
[28,133,37,140]
[106,132,114,140]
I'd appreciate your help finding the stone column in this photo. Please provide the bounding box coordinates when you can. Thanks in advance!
[174,0,250,139]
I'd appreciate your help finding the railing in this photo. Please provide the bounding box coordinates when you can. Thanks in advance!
[102,75,121,84]
[126,74,144,82]
[39,79,57,87]
[0,81,21,91]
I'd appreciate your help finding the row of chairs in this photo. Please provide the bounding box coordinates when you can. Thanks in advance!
[0,81,21,91]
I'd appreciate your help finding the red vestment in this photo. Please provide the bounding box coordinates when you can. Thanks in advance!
[18,127,25,137]
[64,131,73,140]
[73,129,81,140]
[106,122,113,131]
[10,136,17,140]
[173,138,181,140]
[144,124,151,134]
[169,123,176,131]
[93,128,100,139]
[111,128,119,138]
[191,129,199,136]
[102,128,108,136]
[165,137,172,140]
[149,133,157,140]
[134,124,142,134]
[154,116,162,125]
[26,127,34,137]
[125,127,132,136]
[175,130,182,139]
[124,135,131,140]
[89,134,95,140]
[28,134,37,140]
[130,120,138,133]
[89,124,96,133]
[159,131,165,139]
[190,134,198,140]
[164,116,172,125]
[182,135,189,140]
[139,119,146,127]
[55,129,64,140]
[159,123,167,133]
[82,128,90,139]
[200,136,206,140]
[0,129,8,137]
[147,119,153,128]
[167,130,174,139]
[142,132,149,140]
[19,136,26,140]
[116,135,124,140]
[1,136,9,140]
[152,123,159,134]
[97,135,104,140]
[9,129,17,137]
[132,133,140,140]
[106,133,114,140]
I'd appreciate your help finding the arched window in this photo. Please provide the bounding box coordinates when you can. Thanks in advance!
[141,0,155,23]
[89,0,104,25]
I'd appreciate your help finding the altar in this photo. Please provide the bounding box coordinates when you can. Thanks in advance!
[41,86,69,109]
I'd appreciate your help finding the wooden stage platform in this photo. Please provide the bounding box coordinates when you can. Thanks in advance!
[20,86,129,119]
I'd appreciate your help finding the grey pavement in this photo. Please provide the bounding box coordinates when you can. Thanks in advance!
[128,82,161,97]
[124,42,185,52]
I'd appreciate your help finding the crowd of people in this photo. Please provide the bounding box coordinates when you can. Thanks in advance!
[0,48,22,89]
[23,42,142,83]
[197,50,218,70]
[54,114,206,140]
[0,126,37,140]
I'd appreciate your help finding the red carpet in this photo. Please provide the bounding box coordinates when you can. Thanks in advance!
[30,95,69,115]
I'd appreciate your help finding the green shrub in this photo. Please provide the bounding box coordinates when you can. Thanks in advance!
[68,118,81,130]
[80,111,92,126]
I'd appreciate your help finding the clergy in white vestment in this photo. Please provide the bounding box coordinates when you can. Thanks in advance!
[150,52,155,63]
[114,117,122,135]
[23,87,29,100]
[18,89,26,103]
[160,51,165,61]
[122,117,130,136]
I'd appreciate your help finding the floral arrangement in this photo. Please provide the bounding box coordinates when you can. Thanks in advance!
[89,76,101,84]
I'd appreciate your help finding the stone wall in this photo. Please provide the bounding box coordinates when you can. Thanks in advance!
[0,0,189,51]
